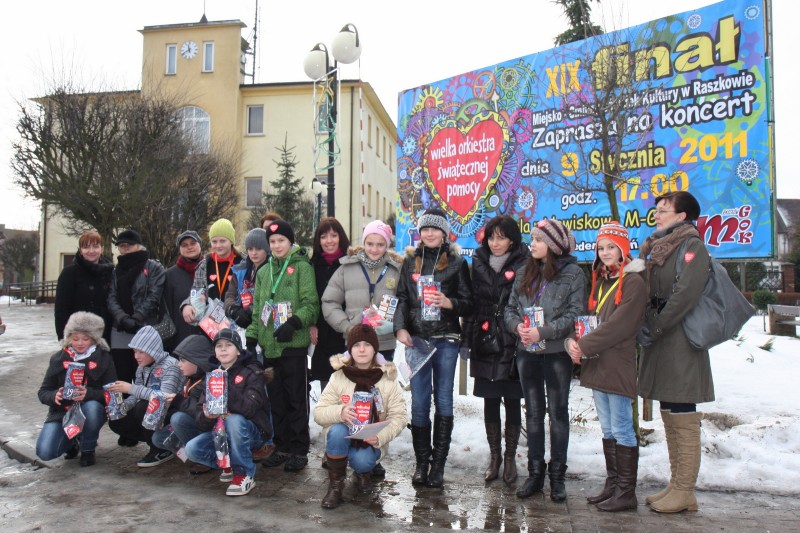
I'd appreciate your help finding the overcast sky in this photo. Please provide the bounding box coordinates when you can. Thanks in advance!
[2,0,796,231]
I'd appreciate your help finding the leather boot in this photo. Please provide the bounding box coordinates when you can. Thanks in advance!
[355,471,372,493]
[426,415,454,488]
[321,455,348,509]
[411,424,432,486]
[587,438,617,504]
[484,422,502,482]
[646,410,677,505]
[515,459,546,498]
[597,444,639,512]
[651,412,701,513]
[548,461,568,502]
[503,424,521,484]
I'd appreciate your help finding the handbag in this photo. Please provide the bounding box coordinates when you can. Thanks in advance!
[674,239,755,350]
[475,287,508,357]
[153,298,177,342]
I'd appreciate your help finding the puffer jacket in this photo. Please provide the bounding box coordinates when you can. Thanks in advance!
[393,242,472,339]
[313,354,407,459]
[37,347,117,423]
[321,248,403,351]
[108,257,166,328]
[467,244,529,382]
[504,256,586,354]
[169,335,217,415]
[246,246,319,358]
[639,229,714,404]
[120,346,183,414]
[575,259,647,399]
[195,351,272,439]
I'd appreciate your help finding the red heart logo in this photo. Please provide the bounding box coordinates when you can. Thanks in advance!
[424,113,507,224]
[270,223,279,232]
[209,274,217,281]
[155,368,163,377]
[64,424,81,439]
[504,271,514,280]
[287,266,295,275]
[234,375,244,385]
[412,273,420,282]
[68,368,84,386]
[208,376,225,397]
[146,397,161,414]
[341,394,351,405]
[481,321,490,331]
[63,361,70,369]
[88,361,97,370]
[684,252,695,263]
[575,320,586,338]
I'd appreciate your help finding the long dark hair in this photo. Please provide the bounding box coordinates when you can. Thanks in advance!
[312,217,350,258]
[521,248,560,297]
[481,216,522,251]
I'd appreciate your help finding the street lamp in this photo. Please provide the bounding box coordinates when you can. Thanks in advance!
[303,23,362,217]
[311,177,326,232]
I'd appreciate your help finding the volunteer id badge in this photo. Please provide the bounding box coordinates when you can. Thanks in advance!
[260,301,273,327]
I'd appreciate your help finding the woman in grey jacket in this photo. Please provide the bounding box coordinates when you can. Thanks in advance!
[505,218,586,502]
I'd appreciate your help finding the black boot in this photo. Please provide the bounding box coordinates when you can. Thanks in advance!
[484,422,502,482]
[426,415,454,488]
[516,459,546,498]
[548,462,568,502]
[411,424,432,486]
[587,438,617,504]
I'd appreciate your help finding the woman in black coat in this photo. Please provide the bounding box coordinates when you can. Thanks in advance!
[54,231,113,342]
[466,216,528,484]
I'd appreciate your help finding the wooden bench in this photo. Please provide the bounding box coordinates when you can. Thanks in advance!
[768,304,800,336]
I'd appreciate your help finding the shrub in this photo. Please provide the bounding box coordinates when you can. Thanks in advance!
[751,289,778,311]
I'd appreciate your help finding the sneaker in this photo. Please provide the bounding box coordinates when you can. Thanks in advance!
[284,454,308,472]
[252,443,276,461]
[219,467,234,482]
[79,451,96,467]
[226,474,255,496]
[136,448,174,468]
[261,452,289,468]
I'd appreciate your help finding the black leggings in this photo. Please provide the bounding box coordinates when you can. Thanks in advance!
[660,401,696,413]
[484,397,522,425]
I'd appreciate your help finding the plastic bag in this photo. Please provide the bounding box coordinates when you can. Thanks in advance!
[398,337,437,383]
[213,417,230,469]
[62,402,86,439]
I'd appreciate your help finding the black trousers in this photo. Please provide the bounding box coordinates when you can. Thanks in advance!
[266,349,310,456]
[109,400,158,446]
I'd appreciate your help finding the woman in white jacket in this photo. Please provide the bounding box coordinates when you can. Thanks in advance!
[313,324,407,509]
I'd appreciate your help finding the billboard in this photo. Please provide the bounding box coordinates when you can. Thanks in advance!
[396,0,772,260]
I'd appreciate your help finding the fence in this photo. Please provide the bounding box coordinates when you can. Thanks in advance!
[1,281,58,305]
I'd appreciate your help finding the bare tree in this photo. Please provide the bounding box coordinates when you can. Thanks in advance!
[0,236,39,284]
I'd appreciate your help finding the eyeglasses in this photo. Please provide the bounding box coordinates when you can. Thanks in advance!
[654,209,677,215]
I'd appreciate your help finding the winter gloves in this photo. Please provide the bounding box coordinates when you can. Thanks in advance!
[120,315,141,334]
[233,307,253,328]
[273,316,302,343]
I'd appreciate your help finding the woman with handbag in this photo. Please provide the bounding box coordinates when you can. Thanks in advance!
[466,215,528,484]
[504,218,586,502]
[637,191,713,513]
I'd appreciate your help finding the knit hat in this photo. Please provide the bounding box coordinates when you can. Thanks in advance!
[212,328,243,354]
[588,221,632,311]
[115,229,143,246]
[530,219,576,256]
[362,220,393,246]
[209,218,236,244]
[417,208,450,237]
[244,228,269,251]
[62,311,110,352]
[176,230,202,248]
[347,323,380,354]
[128,325,166,360]
[265,219,295,245]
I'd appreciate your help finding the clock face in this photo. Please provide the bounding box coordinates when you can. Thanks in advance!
[181,41,198,60]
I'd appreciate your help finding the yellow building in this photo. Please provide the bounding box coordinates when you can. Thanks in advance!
[39,17,396,282]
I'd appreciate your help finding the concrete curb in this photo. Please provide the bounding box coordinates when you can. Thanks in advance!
[1,436,52,468]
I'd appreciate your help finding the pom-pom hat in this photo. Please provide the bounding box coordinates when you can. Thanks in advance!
[588,221,632,311]
[530,219,576,256]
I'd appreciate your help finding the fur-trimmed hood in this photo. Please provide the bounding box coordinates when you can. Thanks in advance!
[405,241,462,273]
[328,352,398,381]
[624,258,646,274]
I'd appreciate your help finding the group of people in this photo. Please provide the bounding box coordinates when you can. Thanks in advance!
[36,190,714,513]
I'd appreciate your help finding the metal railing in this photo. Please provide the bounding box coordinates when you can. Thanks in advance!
[1,280,58,305]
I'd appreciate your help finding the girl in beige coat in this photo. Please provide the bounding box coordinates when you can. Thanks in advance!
[313,324,407,509]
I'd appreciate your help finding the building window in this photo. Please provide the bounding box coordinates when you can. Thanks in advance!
[203,42,214,72]
[61,254,75,271]
[166,44,177,75]
[247,105,264,135]
[245,177,263,208]
[367,184,373,215]
[382,136,387,164]
[177,106,210,154]
[367,115,373,147]
[375,127,380,158]
[389,146,393,171]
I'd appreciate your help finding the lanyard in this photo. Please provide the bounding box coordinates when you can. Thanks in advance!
[532,280,549,306]
[268,256,291,302]
[595,278,620,314]
[183,378,202,397]
[214,258,234,297]
[359,263,389,303]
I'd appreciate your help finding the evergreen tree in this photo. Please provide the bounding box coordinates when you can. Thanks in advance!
[554,0,604,45]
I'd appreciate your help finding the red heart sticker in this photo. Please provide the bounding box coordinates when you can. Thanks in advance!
[62,361,70,369]
[208,375,225,398]
[287,266,295,275]
[481,321,490,331]
[504,271,514,280]
[270,223,279,232]
[155,368,163,377]
[412,273,420,282]
[88,361,97,370]
[234,375,244,385]
[684,252,695,263]
[341,394,351,405]
[424,114,506,224]
[209,274,217,281]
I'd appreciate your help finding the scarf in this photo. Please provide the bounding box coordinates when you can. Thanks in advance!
[489,251,510,273]
[357,249,385,270]
[588,257,632,311]
[639,222,699,268]
[176,255,202,276]
[75,253,114,280]
[322,249,345,266]
[114,250,149,315]
[341,365,384,449]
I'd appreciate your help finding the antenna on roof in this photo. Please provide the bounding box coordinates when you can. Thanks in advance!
[200,0,208,23]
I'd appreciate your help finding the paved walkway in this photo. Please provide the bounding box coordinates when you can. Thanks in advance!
[0,304,797,532]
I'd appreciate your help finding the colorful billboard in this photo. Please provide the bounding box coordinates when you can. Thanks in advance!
[396,0,772,260]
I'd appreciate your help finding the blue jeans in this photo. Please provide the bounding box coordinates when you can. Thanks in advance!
[325,423,381,474]
[516,351,572,465]
[36,400,106,460]
[152,411,202,449]
[593,390,637,447]
[184,414,265,477]
[409,337,459,426]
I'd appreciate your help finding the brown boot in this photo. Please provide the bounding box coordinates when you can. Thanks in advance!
[646,410,677,505]
[503,424,521,484]
[597,444,638,512]
[651,412,701,513]
[355,471,372,493]
[587,438,617,504]
[321,455,348,509]
[484,423,502,482]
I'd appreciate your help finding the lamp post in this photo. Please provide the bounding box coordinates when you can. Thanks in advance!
[311,177,326,232]
[303,24,362,217]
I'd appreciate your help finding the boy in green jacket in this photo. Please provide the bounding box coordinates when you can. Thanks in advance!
[246,219,318,472]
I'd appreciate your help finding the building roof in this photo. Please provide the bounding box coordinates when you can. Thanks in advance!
[140,19,246,33]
